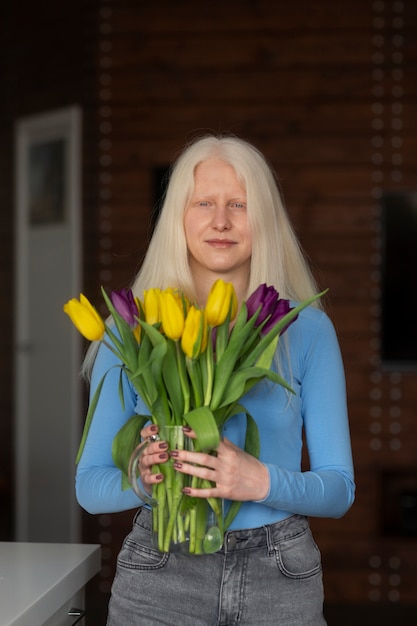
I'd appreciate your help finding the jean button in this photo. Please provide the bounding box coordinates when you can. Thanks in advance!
[227,535,237,550]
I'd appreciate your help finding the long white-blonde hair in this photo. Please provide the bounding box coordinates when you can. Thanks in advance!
[83,134,320,376]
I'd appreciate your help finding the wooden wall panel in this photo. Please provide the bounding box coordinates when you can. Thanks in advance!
[84,1,417,618]
[98,1,417,619]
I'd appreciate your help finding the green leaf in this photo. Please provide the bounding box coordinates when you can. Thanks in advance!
[162,340,184,420]
[150,391,172,427]
[102,325,125,360]
[128,331,168,410]
[151,346,172,421]
[134,320,172,420]
[101,287,139,370]
[210,308,260,410]
[183,406,220,451]
[235,327,262,366]
[139,319,167,349]
[118,368,126,411]
[255,334,278,370]
[135,332,156,407]
[112,413,150,486]
[214,296,240,361]
[223,402,260,457]
[174,340,191,417]
[76,371,108,463]
[186,357,203,408]
[127,370,152,412]
[242,410,261,459]
[224,500,241,530]
[223,404,260,529]
[202,328,214,406]
[149,341,169,381]
[217,366,294,409]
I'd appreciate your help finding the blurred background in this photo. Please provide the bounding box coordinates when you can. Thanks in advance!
[1,0,416,624]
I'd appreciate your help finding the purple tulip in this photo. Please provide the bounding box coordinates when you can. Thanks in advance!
[246,284,298,337]
[261,297,298,336]
[111,288,139,327]
[246,284,279,326]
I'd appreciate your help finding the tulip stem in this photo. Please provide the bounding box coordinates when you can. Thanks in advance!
[204,328,214,406]
[175,341,190,418]
[186,358,203,408]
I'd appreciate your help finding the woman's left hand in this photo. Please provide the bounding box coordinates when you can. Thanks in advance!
[170,435,270,502]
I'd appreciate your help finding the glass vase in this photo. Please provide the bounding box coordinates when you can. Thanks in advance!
[128,424,223,554]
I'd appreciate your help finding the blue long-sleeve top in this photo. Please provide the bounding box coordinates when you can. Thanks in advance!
[76,305,355,530]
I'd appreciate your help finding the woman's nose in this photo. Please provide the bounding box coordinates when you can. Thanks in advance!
[212,205,231,230]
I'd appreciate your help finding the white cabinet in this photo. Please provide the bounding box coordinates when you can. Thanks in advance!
[41,589,85,626]
[0,542,101,626]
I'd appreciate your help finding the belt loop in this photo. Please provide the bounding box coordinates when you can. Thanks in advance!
[264,524,275,556]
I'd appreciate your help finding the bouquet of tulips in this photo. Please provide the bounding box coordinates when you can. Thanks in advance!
[64,280,324,553]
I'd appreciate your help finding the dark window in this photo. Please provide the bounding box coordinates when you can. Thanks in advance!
[381,191,417,369]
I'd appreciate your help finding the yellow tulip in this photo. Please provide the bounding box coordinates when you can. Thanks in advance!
[181,306,206,359]
[166,288,190,318]
[160,289,185,340]
[205,279,237,327]
[63,294,105,341]
[143,288,161,325]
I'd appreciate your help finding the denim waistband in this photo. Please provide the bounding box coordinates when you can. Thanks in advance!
[135,507,309,554]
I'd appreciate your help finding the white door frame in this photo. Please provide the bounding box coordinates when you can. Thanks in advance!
[14,106,82,541]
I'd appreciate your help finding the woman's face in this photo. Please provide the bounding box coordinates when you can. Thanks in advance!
[184,157,252,288]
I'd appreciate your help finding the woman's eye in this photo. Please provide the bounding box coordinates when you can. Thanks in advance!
[231,202,246,209]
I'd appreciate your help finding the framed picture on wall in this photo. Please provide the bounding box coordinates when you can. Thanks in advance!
[16,108,78,228]
[28,136,66,225]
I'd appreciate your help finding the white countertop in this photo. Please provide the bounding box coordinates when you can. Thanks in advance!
[0,542,101,626]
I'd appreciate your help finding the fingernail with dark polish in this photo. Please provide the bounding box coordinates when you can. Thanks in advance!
[159,453,168,460]
[170,450,179,458]
[182,488,191,495]
[173,462,183,470]
[158,442,169,450]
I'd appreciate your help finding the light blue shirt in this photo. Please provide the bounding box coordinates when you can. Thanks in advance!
[76,305,355,530]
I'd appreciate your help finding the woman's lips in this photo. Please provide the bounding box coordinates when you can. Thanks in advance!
[206,239,236,248]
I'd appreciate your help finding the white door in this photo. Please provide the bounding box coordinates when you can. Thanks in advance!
[14,107,82,542]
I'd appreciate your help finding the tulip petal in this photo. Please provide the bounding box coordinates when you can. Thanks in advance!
[205,279,236,327]
[111,288,140,327]
[160,290,184,340]
[63,294,105,341]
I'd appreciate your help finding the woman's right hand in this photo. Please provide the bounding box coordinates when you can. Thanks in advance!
[137,425,168,494]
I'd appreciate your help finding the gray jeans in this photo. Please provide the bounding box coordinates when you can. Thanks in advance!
[107,508,326,626]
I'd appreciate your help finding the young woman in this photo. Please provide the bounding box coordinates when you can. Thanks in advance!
[76,135,355,625]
